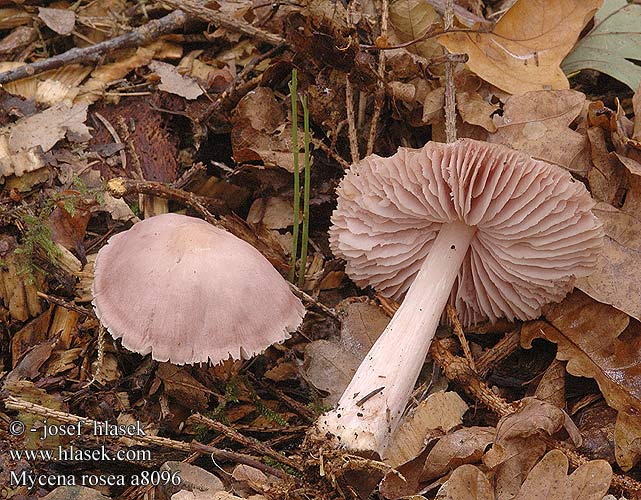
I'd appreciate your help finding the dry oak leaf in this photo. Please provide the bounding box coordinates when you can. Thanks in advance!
[438,0,603,95]
[435,464,494,500]
[523,292,641,432]
[514,449,611,500]
[384,391,469,467]
[488,90,589,174]
[614,412,641,472]
[421,427,495,481]
[388,0,442,61]
[576,203,641,322]
[484,398,578,500]
[303,299,389,405]
[534,359,566,410]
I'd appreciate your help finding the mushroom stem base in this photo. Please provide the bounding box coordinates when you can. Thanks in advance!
[316,221,476,455]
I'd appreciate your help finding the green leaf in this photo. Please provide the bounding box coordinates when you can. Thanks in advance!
[562,0,641,91]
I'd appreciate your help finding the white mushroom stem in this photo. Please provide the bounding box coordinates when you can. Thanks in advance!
[318,221,477,455]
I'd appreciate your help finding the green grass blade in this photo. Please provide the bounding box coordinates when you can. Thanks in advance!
[288,69,300,283]
[298,93,311,289]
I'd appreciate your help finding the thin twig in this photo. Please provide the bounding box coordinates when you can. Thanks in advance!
[444,0,457,143]
[84,325,106,388]
[366,0,388,156]
[163,0,284,46]
[311,136,351,169]
[0,10,186,85]
[36,292,94,317]
[475,328,521,377]
[3,396,294,481]
[189,413,303,472]
[446,304,476,372]
[345,75,359,163]
[288,282,338,320]
[106,177,225,223]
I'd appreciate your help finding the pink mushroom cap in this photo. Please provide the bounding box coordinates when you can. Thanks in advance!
[92,213,305,365]
[330,138,603,325]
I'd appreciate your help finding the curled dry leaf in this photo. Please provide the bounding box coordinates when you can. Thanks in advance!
[576,203,641,321]
[488,90,590,174]
[303,300,389,405]
[421,427,495,481]
[435,464,494,500]
[438,0,602,94]
[617,153,641,217]
[247,197,294,230]
[384,391,469,467]
[456,90,498,133]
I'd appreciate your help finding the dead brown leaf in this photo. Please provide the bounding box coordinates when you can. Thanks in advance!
[488,90,590,174]
[156,363,211,411]
[303,299,389,404]
[616,153,641,216]
[0,102,90,178]
[422,427,495,481]
[388,0,442,61]
[48,197,94,264]
[576,402,616,463]
[514,449,611,500]
[614,412,641,471]
[576,203,641,321]
[587,127,624,204]
[38,7,75,36]
[149,60,203,100]
[247,197,294,230]
[523,292,641,467]
[231,87,304,172]
[384,391,469,467]
[438,0,603,94]
[456,90,498,132]
[484,398,576,500]
[435,464,494,500]
[514,449,571,500]
[534,359,566,409]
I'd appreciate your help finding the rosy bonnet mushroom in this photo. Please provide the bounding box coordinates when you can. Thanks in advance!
[92,213,305,365]
[317,138,603,455]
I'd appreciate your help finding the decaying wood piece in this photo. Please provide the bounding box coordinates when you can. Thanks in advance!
[163,0,285,46]
[0,10,187,85]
